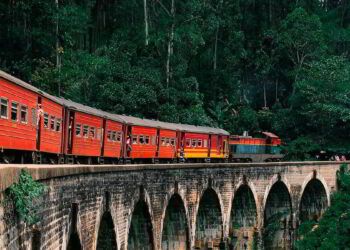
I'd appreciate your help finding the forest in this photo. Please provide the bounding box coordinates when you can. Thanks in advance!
[1,0,350,159]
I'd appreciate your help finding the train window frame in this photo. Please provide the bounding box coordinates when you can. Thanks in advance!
[197,139,202,147]
[165,138,170,146]
[20,105,28,124]
[43,113,49,128]
[117,132,122,142]
[56,118,61,132]
[76,124,82,136]
[112,131,117,141]
[0,97,8,119]
[161,137,166,146]
[145,136,150,145]
[11,102,18,122]
[132,135,138,144]
[50,116,55,130]
[170,138,176,146]
[186,139,191,147]
[139,135,145,144]
[90,127,96,139]
[107,131,112,141]
[191,139,197,147]
[83,125,89,138]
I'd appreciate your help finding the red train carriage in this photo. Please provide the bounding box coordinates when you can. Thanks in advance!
[0,71,38,162]
[103,115,124,161]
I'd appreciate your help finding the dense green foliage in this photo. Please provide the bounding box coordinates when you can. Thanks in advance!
[295,164,350,249]
[1,0,350,156]
[6,169,46,225]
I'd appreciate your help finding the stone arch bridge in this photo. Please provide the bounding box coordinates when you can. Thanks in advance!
[0,162,343,250]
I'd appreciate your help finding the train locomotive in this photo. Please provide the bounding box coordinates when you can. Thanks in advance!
[0,70,282,164]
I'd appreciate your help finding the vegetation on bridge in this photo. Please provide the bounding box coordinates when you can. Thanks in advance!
[295,164,350,249]
[1,1,350,158]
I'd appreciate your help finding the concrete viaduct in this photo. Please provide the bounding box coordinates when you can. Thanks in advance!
[0,161,343,250]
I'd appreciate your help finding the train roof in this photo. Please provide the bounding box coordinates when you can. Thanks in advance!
[0,70,229,135]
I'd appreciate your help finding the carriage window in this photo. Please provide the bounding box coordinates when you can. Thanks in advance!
[44,113,49,128]
[76,124,81,136]
[203,139,208,147]
[107,131,112,141]
[145,136,150,144]
[170,138,176,146]
[20,105,28,123]
[139,135,145,144]
[83,125,89,137]
[50,116,55,130]
[117,132,122,142]
[192,139,197,147]
[90,127,96,138]
[161,137,166,146]
[186,139,191,147]
[11,102,18,121]
[56,118,61,132]
[112,131,117,141]
[165,138,170,146]
[132,135,138,144]
[32,108,37,125]
[197,139,202,147]
[0,98,8,119]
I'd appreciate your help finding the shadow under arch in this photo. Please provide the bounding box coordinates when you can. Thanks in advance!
[127,200,154,250]
[264,180,292,250]
[161,193,190,250]
[96,211,118,250]
[299,178,328,223]
[195,188,223,249]
[67,203,82,250]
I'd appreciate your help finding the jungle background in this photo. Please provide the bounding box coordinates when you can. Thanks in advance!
[1,0,350,160]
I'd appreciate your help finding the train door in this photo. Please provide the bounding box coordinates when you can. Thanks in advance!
[208,134,212,158]
[217,135,222,154]
[155,128,160,158]
[126,125,132,158]
[67,111,75,155]
[100,118,106,156]
[36,96,42,151]
[178,131,185,159]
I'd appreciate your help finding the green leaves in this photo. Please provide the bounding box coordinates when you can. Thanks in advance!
[6,169,46,225]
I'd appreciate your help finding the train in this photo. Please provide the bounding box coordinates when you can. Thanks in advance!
[0,70,283,164]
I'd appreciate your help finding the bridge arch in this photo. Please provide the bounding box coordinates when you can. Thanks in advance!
[263,176,293,249]
[126,186,155,250]
[66,203,83,250]
[161,192,190,250]
[299,172,329,222]
[194,187,224,249]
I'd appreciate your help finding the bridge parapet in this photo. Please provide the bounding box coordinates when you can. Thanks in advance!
[0,161,344,250]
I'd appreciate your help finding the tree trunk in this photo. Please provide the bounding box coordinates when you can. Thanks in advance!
[213,25,219,71]
[143,0,149,46]
[166,0,175,94]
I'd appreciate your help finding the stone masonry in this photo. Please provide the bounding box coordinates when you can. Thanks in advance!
[0,161,343,250]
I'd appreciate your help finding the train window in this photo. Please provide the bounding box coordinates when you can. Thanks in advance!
[90,127,96,139]
[32,108,37,126]
[132,135,138,144]
[170,138,176,146]
[165,138,170,146]
[44,113,49,128]
[145,136,150,145]
[112,131,117,141]
[50,116,55,130]
[161,137,166,146]
[0,98,8,119]
[76,124,81,136]
[20,105,28,123]
[117,132,122,142]
[186,139,191,147]
[83,125,89,138]
[197,139,202,147]
[56,119,61,132]
[203,139,208,147]
[11,102,18,121]
[107,131,112,141]
[192,139,197,147]
[139,135,145,144]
